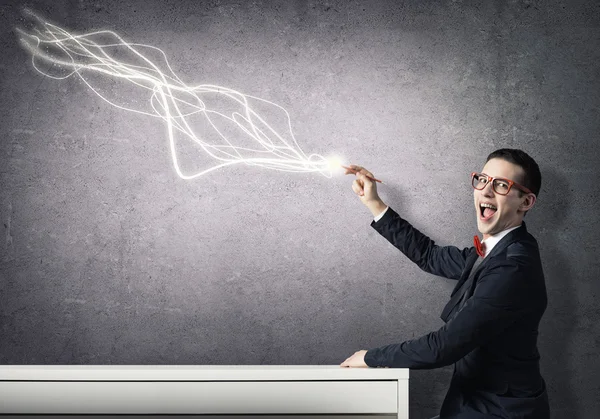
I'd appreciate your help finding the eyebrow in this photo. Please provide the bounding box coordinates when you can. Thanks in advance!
[481,172,509,179]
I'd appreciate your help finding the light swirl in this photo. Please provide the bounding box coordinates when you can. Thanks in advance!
[17,9,339,180]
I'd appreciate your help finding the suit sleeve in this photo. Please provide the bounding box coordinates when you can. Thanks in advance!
[371,207,471,280]
[364,259,530,368]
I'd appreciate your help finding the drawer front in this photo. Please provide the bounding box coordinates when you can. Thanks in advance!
[0,380,398,414]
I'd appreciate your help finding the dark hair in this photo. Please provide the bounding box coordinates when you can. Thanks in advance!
[486,148,542,197]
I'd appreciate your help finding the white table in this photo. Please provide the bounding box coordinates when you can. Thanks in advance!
[0,365,409,418]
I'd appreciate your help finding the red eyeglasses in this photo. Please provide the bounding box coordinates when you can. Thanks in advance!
[471,172,533,195]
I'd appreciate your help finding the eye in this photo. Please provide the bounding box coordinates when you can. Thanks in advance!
[495,180,509,190]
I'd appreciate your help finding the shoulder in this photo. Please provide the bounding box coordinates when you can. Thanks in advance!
[506,233,539,258]
[475,241,543,301]
[494,235,542,273]
[485,226,539,263]
[483,240,540,279]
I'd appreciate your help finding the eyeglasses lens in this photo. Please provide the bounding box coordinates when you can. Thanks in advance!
[492,179,510,195]
[472,174,511,195]
[472,174,487,190]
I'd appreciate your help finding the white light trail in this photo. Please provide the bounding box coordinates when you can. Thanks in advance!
[17,9,340,180]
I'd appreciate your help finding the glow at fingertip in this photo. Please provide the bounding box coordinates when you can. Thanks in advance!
[325,156,346,173]
[17,9,334,180]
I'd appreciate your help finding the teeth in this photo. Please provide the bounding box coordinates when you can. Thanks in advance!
[480,203,497,210]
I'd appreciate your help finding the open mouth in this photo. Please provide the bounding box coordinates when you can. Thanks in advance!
[479,203,497,221]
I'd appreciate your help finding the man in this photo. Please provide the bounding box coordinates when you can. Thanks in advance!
[340,149,550,419]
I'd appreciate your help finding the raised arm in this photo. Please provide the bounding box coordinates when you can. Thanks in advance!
[372,207,471,280]
[346,165,470,280]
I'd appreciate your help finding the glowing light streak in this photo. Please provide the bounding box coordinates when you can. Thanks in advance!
[17,9,341,180]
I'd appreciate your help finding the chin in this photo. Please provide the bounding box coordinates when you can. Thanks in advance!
[476,221,494,235]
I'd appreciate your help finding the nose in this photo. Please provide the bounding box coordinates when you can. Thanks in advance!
[481,181,495,197]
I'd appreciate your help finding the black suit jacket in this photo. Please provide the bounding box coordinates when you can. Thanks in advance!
[363,208,549,419]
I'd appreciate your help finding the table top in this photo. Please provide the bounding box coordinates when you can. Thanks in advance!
[0,365,409,381]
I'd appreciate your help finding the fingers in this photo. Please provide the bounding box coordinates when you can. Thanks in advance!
[344,165,375,180]
[356,173,375,197]
[340,355,352,367]
[343,165,357,175]
[352,179,365,196]
[360,168,376,179]
[356,173,374,186]
[352,175,377,198]
[353,165,374,178]
[348,164,378,202]
[340,354,351,367]
[344,164,374,177]
[340,351,367,368]
[345,165,360,176]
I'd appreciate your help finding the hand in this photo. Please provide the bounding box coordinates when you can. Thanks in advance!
[340,349,369,368]
[344,165,376,200]
[345,165,387,216]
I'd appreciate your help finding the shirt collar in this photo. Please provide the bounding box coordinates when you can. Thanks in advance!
[482,224,522,257]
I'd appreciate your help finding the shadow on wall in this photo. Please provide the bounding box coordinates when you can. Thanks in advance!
[375,182,452,418]
[528,166,577,418]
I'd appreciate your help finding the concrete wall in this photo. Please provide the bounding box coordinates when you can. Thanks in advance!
[1,0,599,417]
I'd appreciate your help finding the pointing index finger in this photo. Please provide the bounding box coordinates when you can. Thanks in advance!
[355,167,375,179]
[342,164,360,175]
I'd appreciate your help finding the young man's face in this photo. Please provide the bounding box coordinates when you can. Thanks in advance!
[474,158,535,239]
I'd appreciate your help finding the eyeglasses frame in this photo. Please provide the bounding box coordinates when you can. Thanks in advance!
[470,172,533,196]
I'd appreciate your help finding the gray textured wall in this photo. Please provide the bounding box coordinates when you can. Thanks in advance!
[1,0,599,417]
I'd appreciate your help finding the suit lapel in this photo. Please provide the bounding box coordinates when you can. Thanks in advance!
[440,250,485,322]
[485,221,529,259]
[439,223,529,323]
[450,250,479,297]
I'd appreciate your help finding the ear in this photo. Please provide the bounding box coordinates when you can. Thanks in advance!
[520,193,536,213]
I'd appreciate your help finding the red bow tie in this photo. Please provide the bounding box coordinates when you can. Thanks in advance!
[474,235,486,258]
